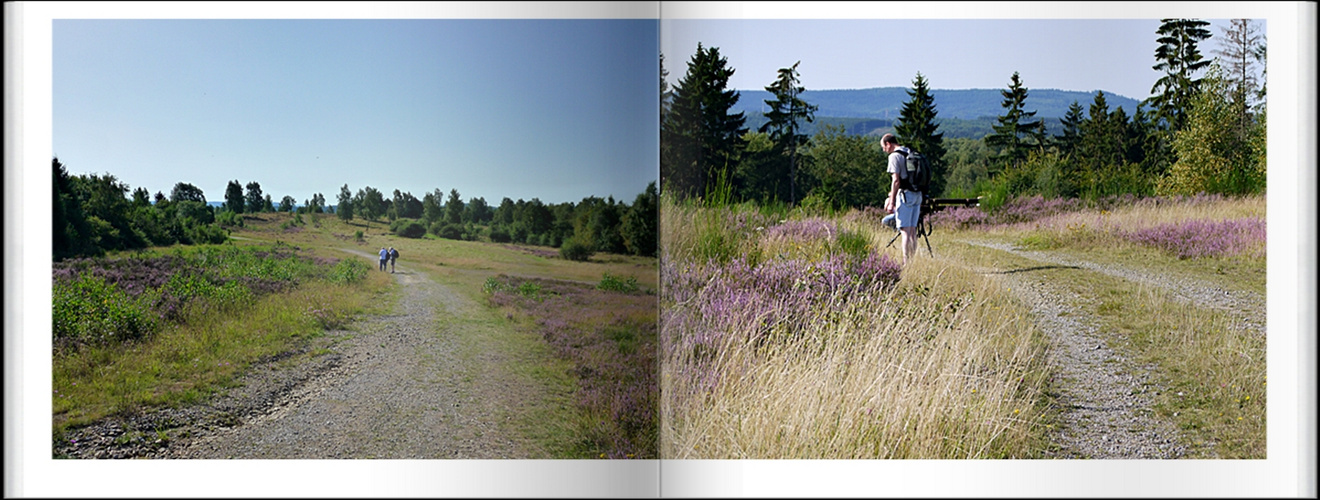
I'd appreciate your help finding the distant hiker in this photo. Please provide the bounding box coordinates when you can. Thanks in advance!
[379,247,389,271]
[882,133,923,266]
[388,246,399,273]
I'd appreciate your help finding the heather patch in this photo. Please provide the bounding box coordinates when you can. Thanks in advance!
[1121,218,1266,259]
[484,274,657,459]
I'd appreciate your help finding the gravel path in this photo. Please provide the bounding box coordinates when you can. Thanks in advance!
[57,249,542,459]
[961,240,1222,459]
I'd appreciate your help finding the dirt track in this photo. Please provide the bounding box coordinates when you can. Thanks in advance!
[965,240,1264,459]
[57,249,548,459]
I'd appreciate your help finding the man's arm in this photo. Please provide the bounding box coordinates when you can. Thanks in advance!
[885,172,901,213]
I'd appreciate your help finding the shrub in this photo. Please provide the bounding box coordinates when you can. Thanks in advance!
[489,225,513,243]
[328,258,370,284]
[560,237,594,261]
[395,220,426,239]
[597,273,639,293]
[436,223,464,240]
[53,274,159,349]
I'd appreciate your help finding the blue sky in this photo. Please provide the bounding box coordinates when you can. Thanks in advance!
[661,18,1248,101]
[54,19,661,206]
[53,13,1255,208]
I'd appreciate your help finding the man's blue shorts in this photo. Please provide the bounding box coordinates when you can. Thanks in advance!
[895,190,923,228]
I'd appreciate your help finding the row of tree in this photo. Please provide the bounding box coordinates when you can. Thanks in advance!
[660,18,1266,210]
[333,182,658,258]
[52,157,658,261]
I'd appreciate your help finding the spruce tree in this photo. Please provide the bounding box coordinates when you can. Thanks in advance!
[759,61,817,205]
[1146,18,1213,133]
[985,72,1043,173]
[661,43,746,201]
[894,73,947,196]
[1057,101,1086,159]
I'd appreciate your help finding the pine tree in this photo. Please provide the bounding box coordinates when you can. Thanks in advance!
[661,43,747,200]
[1146,19,1213,133]
[758,61,817,205]
[985,72,1043,172]
[894,73,947,196]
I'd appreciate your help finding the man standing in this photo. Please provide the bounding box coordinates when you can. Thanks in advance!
[378,247,389,271]
[388,246,398,273]
[882,133,922,265]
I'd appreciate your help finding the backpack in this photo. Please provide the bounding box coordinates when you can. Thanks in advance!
[899,148,931,193]
[390,248,399,259]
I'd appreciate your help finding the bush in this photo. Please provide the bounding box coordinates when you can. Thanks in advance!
[53,274,159,349]
[436,223,464,240]
[489,225,513,243]
[394,220,426,239]
[597,273,639,293]
[216,210,244,228]
[328,258,370,284]
[560,237,594,261]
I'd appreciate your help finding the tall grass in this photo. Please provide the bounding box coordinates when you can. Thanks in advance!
[660,195,1051,458]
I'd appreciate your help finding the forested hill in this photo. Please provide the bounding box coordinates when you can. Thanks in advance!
[730,87,1143,139]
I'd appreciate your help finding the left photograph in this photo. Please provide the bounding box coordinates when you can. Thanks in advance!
[51,18,660,459]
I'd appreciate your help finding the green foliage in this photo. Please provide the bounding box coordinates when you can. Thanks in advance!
[985,71,1046,170]
[597,273,640,293]
[1160,67,1266,196]
[759,61,818,205]
[488,224,513,243]
[244,181,264,213]
[52,273,159,350]
[1147,18,1213,133]
[894,72,949,197]
[435,222,464,240]
[216,209,244,228]
[390,218,425,238]
[445,188,466,225]
[801,125,885,210]
[336,184,354,222]
[559,236,595,262]
[225,180,245,214]
[621,182,659,257]
[328,258,370,284]
[662,42,747,200]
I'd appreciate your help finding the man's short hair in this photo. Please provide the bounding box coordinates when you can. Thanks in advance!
[881,133,898,145]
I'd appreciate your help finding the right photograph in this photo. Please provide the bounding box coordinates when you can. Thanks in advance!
[657,17,1267,459]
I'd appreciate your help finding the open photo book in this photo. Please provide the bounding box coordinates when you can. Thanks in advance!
[6,1,1316,498]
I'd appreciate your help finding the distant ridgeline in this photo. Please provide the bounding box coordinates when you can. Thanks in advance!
[730,87,1142,139]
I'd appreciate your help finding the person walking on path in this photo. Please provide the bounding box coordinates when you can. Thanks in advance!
[388,247,399,273]
[882,133,923,266]
[378,247,389,271]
